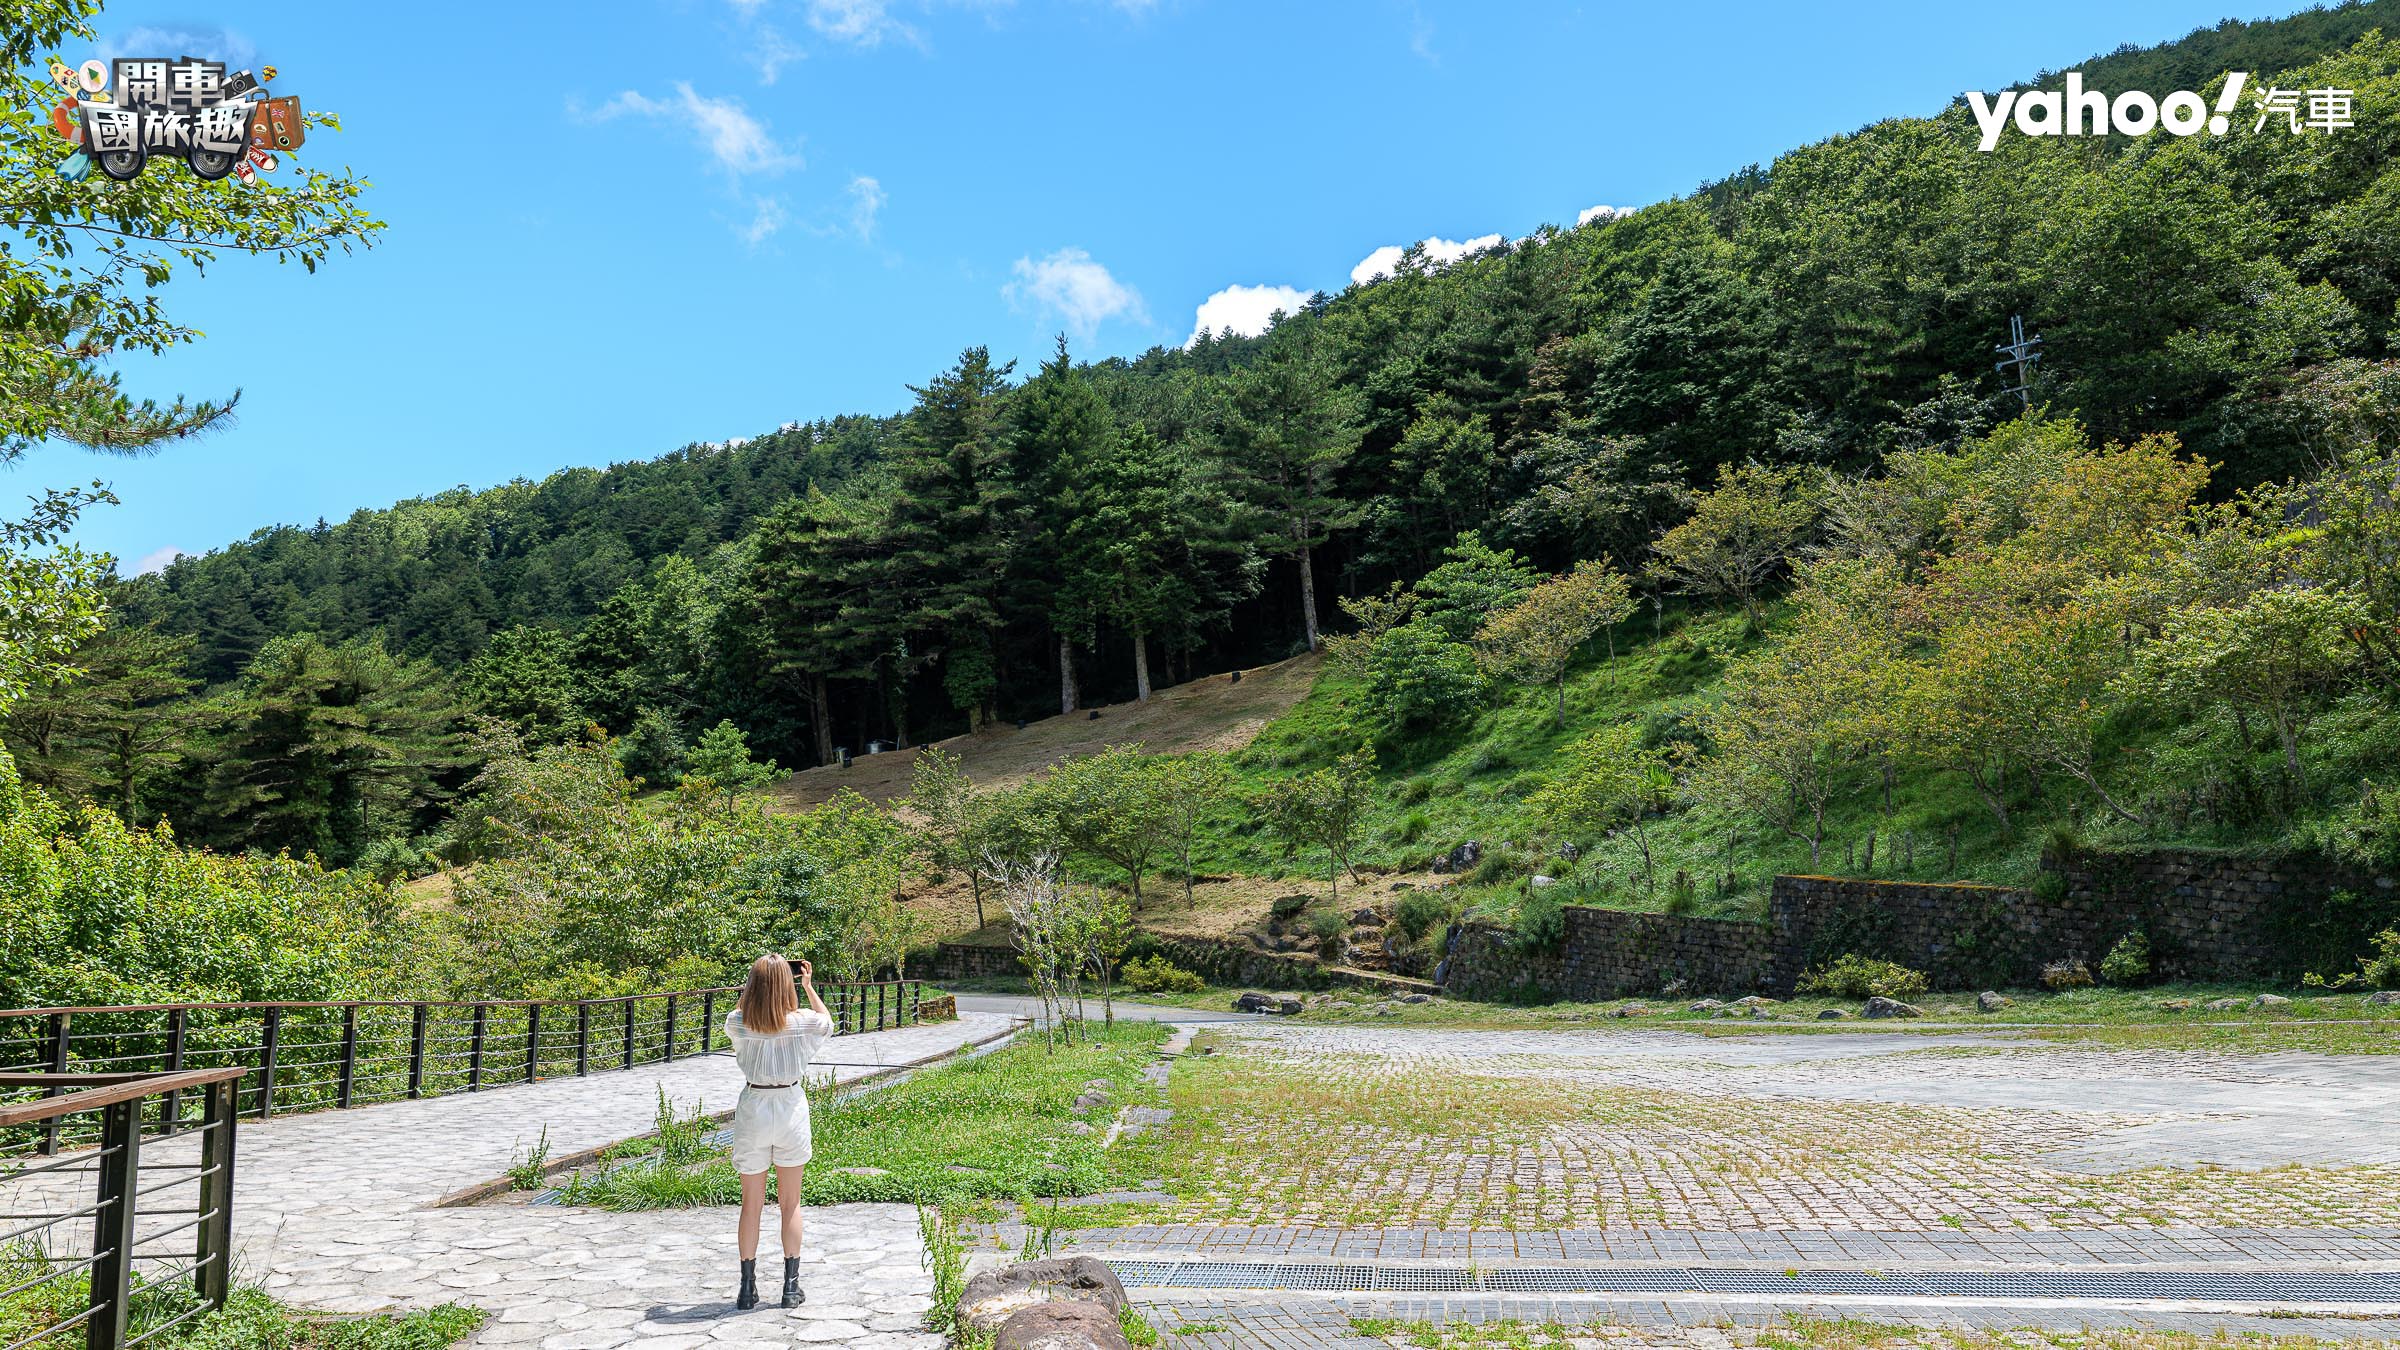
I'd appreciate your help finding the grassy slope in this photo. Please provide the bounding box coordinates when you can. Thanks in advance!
[768,652,1322,812]
[1190,598,2372,935]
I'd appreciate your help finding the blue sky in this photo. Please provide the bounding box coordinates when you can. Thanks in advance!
[26,0,2306,571]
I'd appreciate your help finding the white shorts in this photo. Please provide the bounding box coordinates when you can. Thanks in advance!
[729,1084,813,1174]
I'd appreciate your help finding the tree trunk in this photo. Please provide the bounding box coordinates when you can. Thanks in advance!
[1967,763,2012,832]
[810,675,834,766]
[1298,543,1322,652]
[1133,631,1152,702]
[1554,675,1568,728]
[1059,634,1079,715]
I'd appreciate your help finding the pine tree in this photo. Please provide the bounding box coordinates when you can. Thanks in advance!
[1213,333,1365,652]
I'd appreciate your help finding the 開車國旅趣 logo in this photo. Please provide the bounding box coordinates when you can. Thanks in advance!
[45,55,305,183]
[1965,72,2356,151]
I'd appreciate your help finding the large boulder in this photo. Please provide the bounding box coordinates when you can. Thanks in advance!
[1862,996,1924,1019]
[1976,991,2012,1013]
[1233,991,1301,1015]
[958,1257,1128,1335]
[992,1301,1132,1350]
[2368,990,2400,1007]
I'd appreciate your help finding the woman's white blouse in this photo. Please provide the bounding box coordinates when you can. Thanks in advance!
[725,1008,834,1085]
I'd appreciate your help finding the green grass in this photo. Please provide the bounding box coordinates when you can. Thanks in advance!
[555,1021,1169,1210]
[0,1250,481,1350]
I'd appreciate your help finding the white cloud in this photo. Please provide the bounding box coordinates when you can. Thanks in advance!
[808,0,916,47]
[105,25,256,68]
[1187,283,1310,345]
[131,546,184,577]
[1349,233,1503,285]
[1578,203,1624,226]
[742,196,787,244]
[1005,248,1146,339]
[845,175,885,240]
[751,25,804,84]
[583,83,801,175]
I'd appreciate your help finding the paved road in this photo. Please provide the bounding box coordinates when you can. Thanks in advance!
[5,1013,1016,1349]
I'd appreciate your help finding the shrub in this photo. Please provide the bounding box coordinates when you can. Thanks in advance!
[1305,907,1347,941]
[1796,954,1929,1001]
[2099,930,2152,986]
[1398,810,1431,844]
[1394,889,1456,942]
[1514,890,1566,954]
[1121,955,1205,995]
[2302,927,2400,991]
[2030,870,2067,902]
[1664,869,1698,915]
[2041,957,2095,990]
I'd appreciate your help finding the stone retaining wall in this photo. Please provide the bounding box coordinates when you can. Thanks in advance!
[921,935,1435,997]
[1437,847,2398,1000]
[1441,906,1772,1003]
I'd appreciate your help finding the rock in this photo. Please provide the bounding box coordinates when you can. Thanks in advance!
[1232,991,1301,1015]
[1687,999,1725,1013]
[2367,990,2400,1007]
[1431,841,1482,875]
[1529,874,1557,888]
[1615,1003,1649,1018]
[2203,997,2241,1011]
[1817,1008,1850,1020]
[1399,992,1433,1004]
[1066,1121,1095,1135]
[993,1300,1132,1350]
[1350,908,1384,926]
[1732,995,1779,1008]
[2252,993,2291,1009]
[958,1257,1129,1335]
[1326,1000,1354,1010]
[1557,842,1581,861]
[1390,881,1416,892]
[1976,992,2013,1012]
[2158,999,2193,1012]
[1863,996,1924,1019]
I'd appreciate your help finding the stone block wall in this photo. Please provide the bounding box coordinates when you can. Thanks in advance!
[1437,847,2397,1001]
[1441,906,1772,1002]
[1771,850,2399,991]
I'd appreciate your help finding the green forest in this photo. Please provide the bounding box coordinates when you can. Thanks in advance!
[4,0,2399,1009]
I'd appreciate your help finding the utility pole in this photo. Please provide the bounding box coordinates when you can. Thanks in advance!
[1994,313,2042,409]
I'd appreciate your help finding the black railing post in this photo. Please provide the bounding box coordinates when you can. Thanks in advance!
[163,1007,189,1133]
[879,982,889,1031]
[576,1002,591,1077]
[195,1076,237,1311]
[40,1011,69,1156]
[337,1004,359,1108]
[89,1096,142,1350]
[701,990,716,1053]
[623,1000,636,1068]
[256,1007,282,1120]
[909,981,921,1025]
[664,994,679,1062]
[525,1004,542,1083]
[469,1004,488,1091]
[407,1003,429,1099]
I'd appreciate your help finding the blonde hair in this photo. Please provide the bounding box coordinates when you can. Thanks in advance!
[737,954,799,1033]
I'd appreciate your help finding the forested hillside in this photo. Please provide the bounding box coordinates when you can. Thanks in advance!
[16,12,2400,874]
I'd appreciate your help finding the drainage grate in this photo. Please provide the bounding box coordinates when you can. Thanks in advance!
[1109,1261,2400,1304]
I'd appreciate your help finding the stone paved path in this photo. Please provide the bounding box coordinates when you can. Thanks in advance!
[8,1012,1015,1348]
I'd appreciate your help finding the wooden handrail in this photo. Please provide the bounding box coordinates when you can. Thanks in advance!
[0,1067,247,1128]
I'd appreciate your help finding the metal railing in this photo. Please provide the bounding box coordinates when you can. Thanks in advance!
[0,1069,243,1350]
[0,981,923,1156]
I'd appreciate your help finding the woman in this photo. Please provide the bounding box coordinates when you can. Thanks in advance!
[725,953,835,1310]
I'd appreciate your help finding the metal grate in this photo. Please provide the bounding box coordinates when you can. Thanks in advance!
[1109,1260,2400,1304]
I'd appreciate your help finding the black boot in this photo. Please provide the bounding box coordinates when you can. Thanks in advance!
[781,1256,805,1308]
[736,1259,759,1310]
